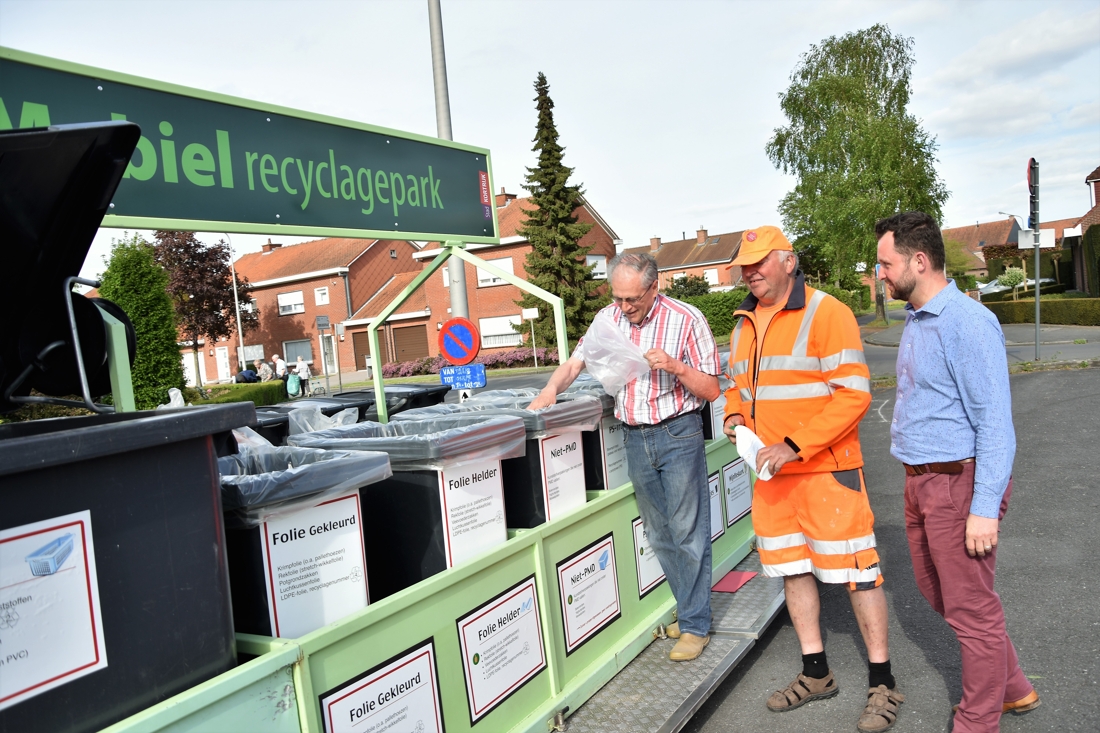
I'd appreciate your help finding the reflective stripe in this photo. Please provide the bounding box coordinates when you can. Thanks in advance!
[820,349,867,371]
[730,359,750,376]
[804,534,876,556]
[755,383,832,400]
[829,375,871,393]
[756,532,807,551]
[739,388,753,401]
[760,558,813,578]
[760,355,821,372]
[731,318,745,357]
[792,290,828,356]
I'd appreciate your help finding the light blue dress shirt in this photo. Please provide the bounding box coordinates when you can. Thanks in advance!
[890,281,1015,518]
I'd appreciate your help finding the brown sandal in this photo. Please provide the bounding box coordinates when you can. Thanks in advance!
[857,685,905,732]
[766,671,839,711]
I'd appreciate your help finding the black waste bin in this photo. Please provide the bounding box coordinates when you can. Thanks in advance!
[393,395,602,528]
[288,415,525,601]
[219,445,391,639]
[700,377,734,441]
[250,394,406,446]
[0,404,252,733]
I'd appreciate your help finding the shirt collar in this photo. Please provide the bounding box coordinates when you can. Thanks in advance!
[635,293,663,327]
[905,279,957,317]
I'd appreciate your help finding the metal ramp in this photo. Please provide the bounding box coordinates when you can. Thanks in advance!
[565,552,785,733]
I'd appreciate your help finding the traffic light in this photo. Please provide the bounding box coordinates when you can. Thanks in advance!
[1027,158,1039,229]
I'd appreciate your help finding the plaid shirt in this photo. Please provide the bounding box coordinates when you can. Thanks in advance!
[577,294,720,425]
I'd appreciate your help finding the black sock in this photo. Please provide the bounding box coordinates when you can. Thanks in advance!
[868,660,895,689]
[801,651,829,679]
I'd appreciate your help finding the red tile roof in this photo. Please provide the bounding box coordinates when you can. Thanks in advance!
[350,271,427,320]
[1086,165,1100,183]
[496,196,538,238]
[1039,217,1083,243]
[234,238,411,283]
[620,231,744,271]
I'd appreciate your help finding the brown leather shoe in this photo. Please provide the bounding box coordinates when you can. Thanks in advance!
[666,621,681,639]
[858,685,905,732]
[669,632,709,661]
[766,671,839,711]
[952,688,1041,715]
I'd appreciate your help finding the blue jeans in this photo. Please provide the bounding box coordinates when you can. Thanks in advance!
[623,411,712,637]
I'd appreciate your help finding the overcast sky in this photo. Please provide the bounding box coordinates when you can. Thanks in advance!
[2,0,1097,280]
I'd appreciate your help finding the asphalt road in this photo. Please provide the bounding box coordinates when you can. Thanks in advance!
[683,368,1100,733]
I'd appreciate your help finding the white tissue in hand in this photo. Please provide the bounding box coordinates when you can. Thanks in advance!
[734,425,774,481]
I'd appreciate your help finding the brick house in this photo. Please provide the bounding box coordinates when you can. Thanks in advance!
[377,189,620,356]
[939,217,1021,280]
[181,237,421,384]
[622,228,746,291]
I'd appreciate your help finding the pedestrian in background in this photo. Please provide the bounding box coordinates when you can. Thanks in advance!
[876,211,1039,732]
[723,226,902,733]
[254,359,273,382]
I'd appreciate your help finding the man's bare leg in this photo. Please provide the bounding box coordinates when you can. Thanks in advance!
[785,573,824,653]
[848,586,889,663]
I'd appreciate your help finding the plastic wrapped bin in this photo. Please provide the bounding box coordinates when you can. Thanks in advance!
[250,394,405,446]
[0,404,252,733]
[219,445,392,639]
[353,383,451,411]
[392,395,602,528]
[289,415,526,600]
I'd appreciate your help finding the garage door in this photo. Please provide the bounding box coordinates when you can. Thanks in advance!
[392,324,429,363]
[352,330,389,369]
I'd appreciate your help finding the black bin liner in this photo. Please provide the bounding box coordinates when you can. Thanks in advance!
[0,404,252,733]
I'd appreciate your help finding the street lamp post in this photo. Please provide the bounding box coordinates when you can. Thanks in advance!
[224,233,245,369]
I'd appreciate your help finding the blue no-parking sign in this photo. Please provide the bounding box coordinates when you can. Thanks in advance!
[437,317,481,366]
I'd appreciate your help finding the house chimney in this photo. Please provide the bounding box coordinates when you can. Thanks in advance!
[650,236,661,252]
[495,187,518,208]
[261,238,282,254]
[696,226,708,244]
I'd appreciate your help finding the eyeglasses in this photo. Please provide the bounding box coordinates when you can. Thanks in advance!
[612,281,655,307]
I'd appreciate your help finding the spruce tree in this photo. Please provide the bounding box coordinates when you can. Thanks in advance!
[98,233,186,409]
[515,72,606,352]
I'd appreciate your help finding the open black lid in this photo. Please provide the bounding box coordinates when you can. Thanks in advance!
[0,121,140,411]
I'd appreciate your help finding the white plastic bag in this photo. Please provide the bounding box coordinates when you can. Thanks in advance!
[287,407,358,435]
[576,313,651,395]
[734,425,774,481]
[155,387,188,410]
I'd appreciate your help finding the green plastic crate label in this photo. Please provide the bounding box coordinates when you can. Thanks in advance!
[556,533,621,655]
[709,472,725,542]
[0,510,106,711]
[631,518,666,599]
[723,459,752,528]
[259,491,368,638]
[456,575,546,724]
[538,431,587,520]
[437,459,508,568]
[318,638,443,733]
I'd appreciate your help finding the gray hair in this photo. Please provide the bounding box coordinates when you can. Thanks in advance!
[607,252,658,289]
[776,249,800,269]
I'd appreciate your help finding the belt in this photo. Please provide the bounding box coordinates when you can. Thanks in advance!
[903,458,975,476]
[622,410,698,429]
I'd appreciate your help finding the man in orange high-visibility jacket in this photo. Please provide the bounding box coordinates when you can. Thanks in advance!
[723,227,903,733]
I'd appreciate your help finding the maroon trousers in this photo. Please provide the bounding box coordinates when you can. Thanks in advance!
[904,464,1032,733]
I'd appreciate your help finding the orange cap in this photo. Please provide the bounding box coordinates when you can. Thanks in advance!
[727,226,793,268]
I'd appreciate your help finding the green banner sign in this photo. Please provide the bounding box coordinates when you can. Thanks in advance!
[0,47,499,243]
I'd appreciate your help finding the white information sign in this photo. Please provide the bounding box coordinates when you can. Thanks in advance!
[0,510,107,711]
[438,459,508,567]
[539,431,587,520]
[556,534,621,654]
[457,576,546,723]
[599,416,630,490]
[723,459,753,527]
[709,472,725,541]
[631,518,666,598]
[319,639,443,733]
[710,394,728,439]
[1017,228,1055,249]
[259,492,368,639]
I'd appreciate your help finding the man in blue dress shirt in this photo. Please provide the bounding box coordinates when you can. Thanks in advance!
[875,211,1039,732]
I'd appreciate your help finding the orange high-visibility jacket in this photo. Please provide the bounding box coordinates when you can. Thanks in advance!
[722,273,871,474]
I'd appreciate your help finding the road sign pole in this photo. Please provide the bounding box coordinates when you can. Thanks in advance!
[1029,159,1040,361]
[531,320,538,369]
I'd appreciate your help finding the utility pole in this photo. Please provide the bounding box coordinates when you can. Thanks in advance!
[225,233,245,369]
[1028,158,1040,361]
[428,0,469,320]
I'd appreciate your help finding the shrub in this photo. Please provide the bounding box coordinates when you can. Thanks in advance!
[985,298,1100,326]
[682,288,749,342]
[981,283,1066,303]
[953,275,977,291]
[189,381,287,407]
[997,267,1026,289]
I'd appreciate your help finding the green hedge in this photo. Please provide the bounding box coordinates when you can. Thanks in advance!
[981,283,1067,303]
[953,275,977,291]
[188,381,287,407]
[683,288,749,343]
[985,298,1100,326]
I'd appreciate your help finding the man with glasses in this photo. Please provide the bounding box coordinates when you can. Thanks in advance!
[530,252,721,661]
